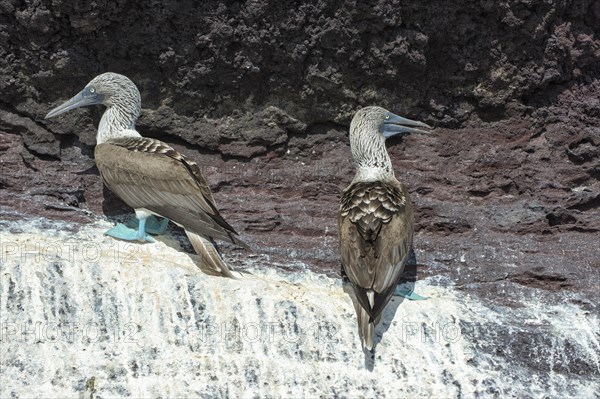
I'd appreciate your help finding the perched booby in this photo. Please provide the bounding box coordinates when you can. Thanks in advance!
[45,72,247,277]
[338,106,431,350]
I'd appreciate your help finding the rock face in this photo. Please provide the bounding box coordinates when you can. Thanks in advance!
[0,0,599,396]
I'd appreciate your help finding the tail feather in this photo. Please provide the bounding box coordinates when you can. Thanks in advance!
[351,286,380,350]
[185,230,235,278]
[228,232,250,250]
[357,303,375,351]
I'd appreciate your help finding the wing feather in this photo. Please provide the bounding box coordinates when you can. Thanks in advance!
[338,179,413,322]
[95,137,247,247]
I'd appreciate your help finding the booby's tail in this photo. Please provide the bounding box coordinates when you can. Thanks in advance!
[350,288,380,350]
[357,304,375,351]
[227,233,250,250]
[185,230,235,278]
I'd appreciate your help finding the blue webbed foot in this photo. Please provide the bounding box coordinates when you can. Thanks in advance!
[394,286,428,300]
[105,222,155,243]
[143,216,169,235]
[125,215,168,235]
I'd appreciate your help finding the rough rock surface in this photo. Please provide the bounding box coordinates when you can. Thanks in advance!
[0,0,599,396]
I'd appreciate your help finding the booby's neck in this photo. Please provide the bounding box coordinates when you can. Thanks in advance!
[97,100,142,145]
[350,121,395,182]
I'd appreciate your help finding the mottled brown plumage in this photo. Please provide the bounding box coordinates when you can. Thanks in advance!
[95,137,247,249]
[338,106,430,350]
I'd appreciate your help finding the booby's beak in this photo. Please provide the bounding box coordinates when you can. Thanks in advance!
[381,112,432,138]
[45,88,104,119]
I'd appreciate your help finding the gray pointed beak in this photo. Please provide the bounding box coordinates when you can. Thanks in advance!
[382,113,432,138]
[45,89,103,119]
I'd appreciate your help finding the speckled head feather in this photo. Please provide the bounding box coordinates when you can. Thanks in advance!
[87,73,142,144]
[87,72,141,115]
[349,106,431,181]
[349,106,394,176]
[45,72,142,144]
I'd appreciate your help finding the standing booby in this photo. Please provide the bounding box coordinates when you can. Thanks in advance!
[45,72,247,278]
[338,106,431,350]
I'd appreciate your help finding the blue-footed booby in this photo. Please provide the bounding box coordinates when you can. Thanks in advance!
[45,72,247,278]
[338,106,431,350]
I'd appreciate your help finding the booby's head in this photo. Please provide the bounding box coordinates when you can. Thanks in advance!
[351,106,431,140]
[349,106,431,176]
[45,72,141,119]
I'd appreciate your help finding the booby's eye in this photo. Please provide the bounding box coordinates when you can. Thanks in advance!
[385,114,390,120]
[89,87,96,94]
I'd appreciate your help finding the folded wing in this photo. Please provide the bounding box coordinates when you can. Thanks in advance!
[338,180,413,321]
[95,137,247,248]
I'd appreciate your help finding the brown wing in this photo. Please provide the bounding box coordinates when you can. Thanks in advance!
[338,180,413,320]
[94,137,247,247]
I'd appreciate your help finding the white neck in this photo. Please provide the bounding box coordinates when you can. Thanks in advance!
[350,121,395,180]
[354,165,394,182]
[97,106,141,144]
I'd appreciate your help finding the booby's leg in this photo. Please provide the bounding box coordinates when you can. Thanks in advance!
[143,216,169,235]
[135,217,156,242]
[121,214,168,235]
[105,209,156,243]
[105,218,156,243]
